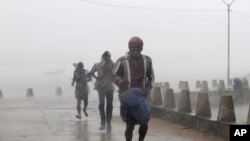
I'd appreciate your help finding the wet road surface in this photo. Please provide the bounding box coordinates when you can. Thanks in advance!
[0,96,227,141]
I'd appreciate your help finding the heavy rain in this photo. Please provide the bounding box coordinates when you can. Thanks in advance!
[1,0,250,141]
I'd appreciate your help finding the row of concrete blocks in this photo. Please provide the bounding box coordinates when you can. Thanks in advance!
[0,90,2,99]
[0,87,63,98]
[194,78,249,90]
[149,86,250,124]
[155,78,249,92]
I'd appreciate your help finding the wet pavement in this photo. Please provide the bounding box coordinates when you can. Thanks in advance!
[0,95,227,141]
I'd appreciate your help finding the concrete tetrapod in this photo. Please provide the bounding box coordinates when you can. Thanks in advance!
[242,77,249,89]
[196,92,211,118]
[151,86,163,106]
[177,90,192,113]
[163,82,170,89]
[26,88,34,98]
[162,82,170,96]
[247,104,250,124]
[154,82,162,88]
[218,80,226,92]
[0,89,3,99]
[163,88,176,109]
[162,82,170,92]
[195,80,201,89]
[212,79,218,88]
[200,81,209,93]
[227,78,233,87]
[55,86,63,96]
[217,95,236,122]
[179,81,184,90]
[182,81,189,91]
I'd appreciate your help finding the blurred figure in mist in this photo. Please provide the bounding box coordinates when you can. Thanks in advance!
[72,62,92,119]
[114,36,154,141]
[233,77,242,90]
[90,51,115,131]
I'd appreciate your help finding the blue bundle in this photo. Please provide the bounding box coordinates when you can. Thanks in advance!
[119,88,151,125]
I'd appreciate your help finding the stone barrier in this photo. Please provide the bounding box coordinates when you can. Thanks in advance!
[179,81,184,90]
[151,86,163,106]
[55,86,63,96]
[150,80,250,139]
[0,89,3,99]
[218,80,226,92]
[212,79,218,88]
[242,77,249,89]
[227,78,233,87]
[195,92,211,118]
[163,82,170,90]
[200,81,209,93]
[153,82,162,88]
[163,88,176,109]
[217,95,236,122]
[162,82,170,96]
[247,104,250,124]
[151,106,230,139]
[26,88,34,97]
[195,80,201,89]
[182,81,189,91]
[177,90,191,113]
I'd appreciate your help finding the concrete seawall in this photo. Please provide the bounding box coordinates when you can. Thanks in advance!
[151,106,230,139]
[151,81,250,139]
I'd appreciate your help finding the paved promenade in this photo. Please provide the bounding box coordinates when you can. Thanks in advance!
[0,95,227,141]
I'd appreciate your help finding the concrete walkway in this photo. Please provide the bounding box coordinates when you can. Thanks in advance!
[0,96,227,141]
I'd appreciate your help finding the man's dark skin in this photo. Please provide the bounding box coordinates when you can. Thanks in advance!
[114,36,154,141]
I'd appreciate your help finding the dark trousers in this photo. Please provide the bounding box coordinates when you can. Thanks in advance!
[76,97,88,115]
[97,89,113,126]
[125,115,148,141]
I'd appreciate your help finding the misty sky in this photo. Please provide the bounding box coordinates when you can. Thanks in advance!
[1,0,250,90]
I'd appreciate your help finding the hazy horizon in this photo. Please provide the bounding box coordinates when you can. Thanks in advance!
[1,0,250,93]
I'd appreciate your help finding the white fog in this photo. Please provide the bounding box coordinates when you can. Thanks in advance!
[1,0,250,97]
